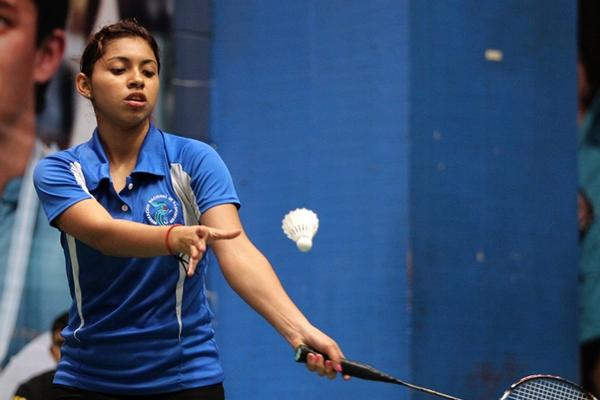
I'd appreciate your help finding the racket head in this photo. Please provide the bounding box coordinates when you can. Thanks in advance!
[499,375,597,400]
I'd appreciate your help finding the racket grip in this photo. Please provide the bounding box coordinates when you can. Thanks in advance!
[295,344,345,369]
[294,344,321,363]
[294,345,392,382]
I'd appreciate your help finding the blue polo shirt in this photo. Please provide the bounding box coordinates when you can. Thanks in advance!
[33,124,239,394]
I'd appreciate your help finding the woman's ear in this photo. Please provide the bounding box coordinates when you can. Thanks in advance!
[33,28,66,84]
[76,72,93,100]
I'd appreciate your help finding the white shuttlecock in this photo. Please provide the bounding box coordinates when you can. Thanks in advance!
[281,208,319,252]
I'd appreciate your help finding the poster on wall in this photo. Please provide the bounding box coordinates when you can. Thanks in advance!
[0,1,173,398]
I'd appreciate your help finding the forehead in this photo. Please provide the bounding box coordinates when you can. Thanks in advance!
[101,36,156,62]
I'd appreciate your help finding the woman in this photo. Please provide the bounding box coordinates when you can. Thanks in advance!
[34,19,344,399]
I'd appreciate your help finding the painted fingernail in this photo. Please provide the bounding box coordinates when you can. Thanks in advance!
[335,363,343,372]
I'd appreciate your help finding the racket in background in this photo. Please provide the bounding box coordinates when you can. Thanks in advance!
[295,345,597,400]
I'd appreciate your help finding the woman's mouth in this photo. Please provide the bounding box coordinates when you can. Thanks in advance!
[125,93,147,107]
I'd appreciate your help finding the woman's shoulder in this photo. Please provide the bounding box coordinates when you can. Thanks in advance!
[160,129,220,160]
[39,143,86,166]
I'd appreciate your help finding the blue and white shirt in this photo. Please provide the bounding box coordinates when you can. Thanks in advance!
[33,124,239,394]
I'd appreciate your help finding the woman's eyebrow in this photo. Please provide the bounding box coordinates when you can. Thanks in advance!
[105,56,157,66]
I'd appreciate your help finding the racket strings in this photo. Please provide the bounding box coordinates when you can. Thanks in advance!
[507,379,593,400]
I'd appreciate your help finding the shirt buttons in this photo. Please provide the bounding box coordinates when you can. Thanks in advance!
[128,183,133,190]
[121,204,129,212]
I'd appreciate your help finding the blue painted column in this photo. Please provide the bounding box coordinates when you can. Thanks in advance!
[209,1,409,399]
[409,2,578,399]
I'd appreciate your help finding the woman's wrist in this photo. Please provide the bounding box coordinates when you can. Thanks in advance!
[165,224,182,255]
[281,316,313,348]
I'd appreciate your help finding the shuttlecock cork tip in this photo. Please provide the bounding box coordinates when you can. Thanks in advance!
[296,236,313,252]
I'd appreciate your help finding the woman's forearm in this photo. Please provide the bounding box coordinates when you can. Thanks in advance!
[83,218,170,257]
[55,198,169,257]
[215,237,313,346]
[56,199,239,268]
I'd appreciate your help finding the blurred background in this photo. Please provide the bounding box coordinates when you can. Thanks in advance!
[0,1,589,399]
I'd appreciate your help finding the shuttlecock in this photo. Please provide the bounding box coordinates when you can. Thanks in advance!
[282,208,319,252]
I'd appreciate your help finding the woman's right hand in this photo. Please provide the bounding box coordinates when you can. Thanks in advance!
[168,225,241,276]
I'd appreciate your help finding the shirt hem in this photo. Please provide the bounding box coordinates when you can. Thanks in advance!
[53,373,225,395]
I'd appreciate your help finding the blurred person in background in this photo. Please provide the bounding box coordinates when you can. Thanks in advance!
[578,0,600,396]
[11,312,68,400]
[0,0,70,370]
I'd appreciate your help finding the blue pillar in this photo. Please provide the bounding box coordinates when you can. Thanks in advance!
[409,2,578,398]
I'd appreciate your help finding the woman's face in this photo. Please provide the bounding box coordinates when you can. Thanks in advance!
[86,36,159,129]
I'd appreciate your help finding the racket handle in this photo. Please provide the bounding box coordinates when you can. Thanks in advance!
[295,345,395,383]
[294,345,463,400]
[294,344,320,363]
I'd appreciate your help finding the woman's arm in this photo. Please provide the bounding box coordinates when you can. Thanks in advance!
[201,204,346,379]
[55,198,239,274]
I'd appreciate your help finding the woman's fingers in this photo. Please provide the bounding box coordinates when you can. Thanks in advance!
[171,225,241,277]
[187,245,199,276]
[324,360,337,380]
[306,353,321,372]
[197,226,241,243]
[305,353,337,379]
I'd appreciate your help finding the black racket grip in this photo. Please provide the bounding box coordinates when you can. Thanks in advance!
[294,345,396,383]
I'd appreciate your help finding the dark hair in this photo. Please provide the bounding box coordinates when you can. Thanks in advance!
[33,0,69,45]
[80,18,161,77]
[32,0,69,113]
[51,311,69,334]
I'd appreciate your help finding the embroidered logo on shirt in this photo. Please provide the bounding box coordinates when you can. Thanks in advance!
[145,194,179,225]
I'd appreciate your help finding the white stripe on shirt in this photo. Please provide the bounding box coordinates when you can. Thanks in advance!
[67,234,85,341]
[170,163,202,340]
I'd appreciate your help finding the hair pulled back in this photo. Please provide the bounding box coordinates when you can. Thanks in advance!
[80,18,160,77]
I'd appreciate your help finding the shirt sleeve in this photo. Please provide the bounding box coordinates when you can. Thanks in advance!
[183,141,240,213]
[33,154,94,227]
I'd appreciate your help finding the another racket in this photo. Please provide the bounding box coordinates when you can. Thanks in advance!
[295,345,597,400]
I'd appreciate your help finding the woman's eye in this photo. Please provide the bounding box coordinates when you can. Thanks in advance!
[110,68,125,75]
[143,70,156,78]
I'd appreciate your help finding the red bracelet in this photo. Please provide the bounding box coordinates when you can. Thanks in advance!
[165,224,182,255]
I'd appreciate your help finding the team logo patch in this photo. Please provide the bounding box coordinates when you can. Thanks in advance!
[145,194,179,225]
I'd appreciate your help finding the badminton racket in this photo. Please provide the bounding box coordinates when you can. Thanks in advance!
[499,375,596,400]
[295,345,596,400]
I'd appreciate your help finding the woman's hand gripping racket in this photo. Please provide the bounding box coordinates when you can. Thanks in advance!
[295,345,597,400]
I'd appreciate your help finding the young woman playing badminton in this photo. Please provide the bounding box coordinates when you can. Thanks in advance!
[34,19,344,400]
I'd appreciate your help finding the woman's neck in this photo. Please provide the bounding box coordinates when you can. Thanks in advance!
[97,118,150,193]
[97,118,150,167]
